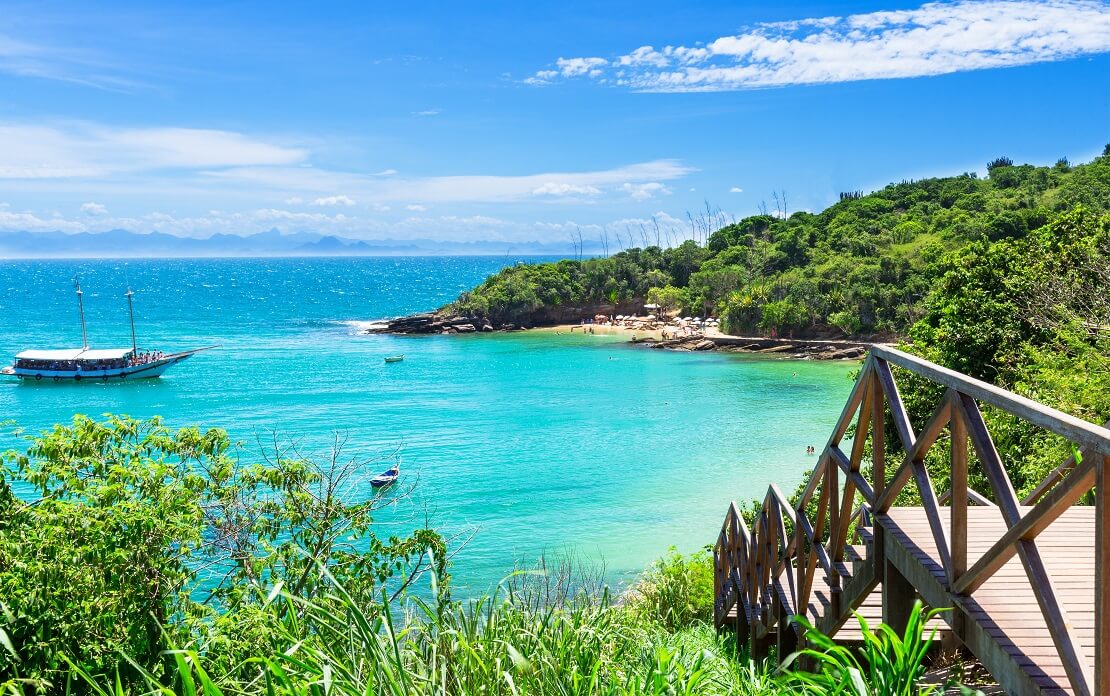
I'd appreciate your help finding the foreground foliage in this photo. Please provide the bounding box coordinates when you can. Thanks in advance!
[0,418,962,694]
[0,416,443,687]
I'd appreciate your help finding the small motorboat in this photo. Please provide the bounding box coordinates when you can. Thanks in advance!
[384,354,404,363]
[370,464,400,488]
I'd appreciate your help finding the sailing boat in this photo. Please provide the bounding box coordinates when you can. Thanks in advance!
[1,280,216,383]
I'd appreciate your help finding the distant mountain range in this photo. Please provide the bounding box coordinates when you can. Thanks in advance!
[0,229,606,258]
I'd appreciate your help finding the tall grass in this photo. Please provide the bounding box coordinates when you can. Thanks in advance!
[53,571,779,696]
[3,555,975,695]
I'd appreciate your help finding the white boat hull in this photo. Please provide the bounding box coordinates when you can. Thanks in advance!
[3,353,196,383]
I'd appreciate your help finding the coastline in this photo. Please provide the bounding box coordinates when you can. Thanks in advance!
[366,314,871,360]
[532,324,871,360]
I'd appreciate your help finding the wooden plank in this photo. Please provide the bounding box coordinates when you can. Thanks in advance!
[1096,455,1109,695]
[955,395,1094,694]
[954,459,1095,596]
[951,403,968,595]
[882,516,1070,696]
[871,345,1110,457]
[871,368,886,502]
[939,487,995,506]
[873,357,916,452]
[846,471,874,507]
[828,356,873,447]
[1016,539,1094,696]
[911,459,952,579]
[874,394,952,513]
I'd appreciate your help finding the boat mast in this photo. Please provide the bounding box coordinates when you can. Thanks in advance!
[125,287,138,354]
[75,277,89,350]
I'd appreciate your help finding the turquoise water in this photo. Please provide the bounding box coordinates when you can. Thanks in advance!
[0,258,855,593]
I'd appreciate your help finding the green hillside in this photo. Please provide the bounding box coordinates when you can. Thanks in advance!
[450,147,1110,339]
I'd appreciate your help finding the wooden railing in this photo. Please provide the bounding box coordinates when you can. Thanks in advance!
[713,345,1110,695]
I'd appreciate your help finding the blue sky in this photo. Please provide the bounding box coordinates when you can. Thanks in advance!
[0,0,1108,244]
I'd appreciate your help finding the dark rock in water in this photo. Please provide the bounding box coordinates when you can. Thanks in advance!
[455,323,477,333]
[820,347,868,360]
[693,339,716,351]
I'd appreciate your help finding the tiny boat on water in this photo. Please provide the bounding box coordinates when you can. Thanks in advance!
[384,354,404,363]
[2,280,216,383]
[370,464,400,488]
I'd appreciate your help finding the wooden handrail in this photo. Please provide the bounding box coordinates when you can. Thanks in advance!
[712,345,1109,694]
[872,345,1110,457]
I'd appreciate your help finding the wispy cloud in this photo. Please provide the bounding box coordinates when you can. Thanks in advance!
[0,122,307,178]
[0,121,694,205]
[80,201,107,215]
[729,186,743,193]
[527,0,1110,92]
[412,109,441,117]
[0,31,144,91]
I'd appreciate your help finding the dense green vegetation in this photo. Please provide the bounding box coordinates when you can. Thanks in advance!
[451,148,1110,339]
[0,417,973,695]
[897,202,1110,501]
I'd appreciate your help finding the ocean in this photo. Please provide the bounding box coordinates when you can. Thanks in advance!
[0,257,855,593]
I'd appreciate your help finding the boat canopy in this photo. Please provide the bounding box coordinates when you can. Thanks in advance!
[16,347,133,361]
[80,348,135,360]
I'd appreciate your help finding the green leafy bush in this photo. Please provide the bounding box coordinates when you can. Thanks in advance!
[624,548,714,631]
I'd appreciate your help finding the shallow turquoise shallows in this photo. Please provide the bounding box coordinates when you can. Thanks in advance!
[0,258,856,593]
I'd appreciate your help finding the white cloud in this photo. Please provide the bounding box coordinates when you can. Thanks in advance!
[80,201,107,215]
[406,204,427,211]
[532,182,602,197]
[528,0,1110,91]
[729,186,743,193]
[555,57,608,77]
[413,109,441,117]
[373,169,399,176]
[284,196,304,205]
[0,207,84,232]
[620,182,672,200]
[311,195,355,207]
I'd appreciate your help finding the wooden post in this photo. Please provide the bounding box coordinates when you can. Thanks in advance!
[776,591,798,663]
[949,399,968,642]
[735,602,749,655]
[826,462,841,624]
[883,555,915,635]
[1097,455,1109,695]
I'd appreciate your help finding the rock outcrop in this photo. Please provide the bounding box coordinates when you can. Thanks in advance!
[364,313,520,335]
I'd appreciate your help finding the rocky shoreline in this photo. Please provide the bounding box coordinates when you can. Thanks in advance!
[364,312,871,360]
[634,334,870,360]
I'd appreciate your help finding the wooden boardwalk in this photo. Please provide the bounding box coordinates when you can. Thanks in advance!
[713,346,1110,695]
